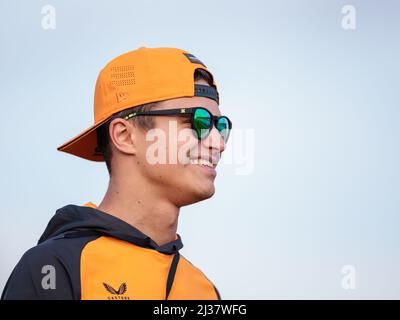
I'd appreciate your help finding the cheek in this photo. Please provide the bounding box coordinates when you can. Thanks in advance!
[174,129,200,164]
[138,126,199,169]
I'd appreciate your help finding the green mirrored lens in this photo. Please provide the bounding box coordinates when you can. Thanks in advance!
[193,108,212,139]
[217,117,231,142]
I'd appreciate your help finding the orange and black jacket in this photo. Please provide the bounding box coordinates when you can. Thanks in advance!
[1,203,221,300]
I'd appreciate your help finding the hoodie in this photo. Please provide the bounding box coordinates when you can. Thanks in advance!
[1,203,221,300]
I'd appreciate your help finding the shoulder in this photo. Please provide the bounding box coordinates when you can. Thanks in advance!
[2,235,99,300]
[179,254,221,299]
[23,233,100,267]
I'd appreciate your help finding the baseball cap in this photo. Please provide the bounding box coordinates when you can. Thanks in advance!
[57,47,220,162]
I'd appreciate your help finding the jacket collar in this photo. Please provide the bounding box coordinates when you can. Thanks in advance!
[38,204,183,255]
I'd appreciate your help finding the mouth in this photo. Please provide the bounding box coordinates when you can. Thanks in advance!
[188,158,217,177]
[189,158,215,168]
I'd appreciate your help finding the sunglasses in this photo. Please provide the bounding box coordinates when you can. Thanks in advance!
[123,107,232,143]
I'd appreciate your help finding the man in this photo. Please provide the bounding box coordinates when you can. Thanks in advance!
[2,47,232,300]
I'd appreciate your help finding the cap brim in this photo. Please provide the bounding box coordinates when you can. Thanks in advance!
[57,118,110,162]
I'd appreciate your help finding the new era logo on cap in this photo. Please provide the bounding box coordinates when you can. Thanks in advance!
[116,90,129,102]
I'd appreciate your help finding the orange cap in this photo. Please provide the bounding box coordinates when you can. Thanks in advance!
[57,47,219,161]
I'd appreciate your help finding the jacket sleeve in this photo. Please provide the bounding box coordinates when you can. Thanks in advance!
[1,246,75,300]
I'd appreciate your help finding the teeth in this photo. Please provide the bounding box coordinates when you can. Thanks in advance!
[189,159,214,168]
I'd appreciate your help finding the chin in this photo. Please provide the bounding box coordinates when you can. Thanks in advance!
[195,183,215,201]
[178,184,215,206]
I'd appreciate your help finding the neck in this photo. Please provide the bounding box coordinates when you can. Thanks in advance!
[97,175,180,247]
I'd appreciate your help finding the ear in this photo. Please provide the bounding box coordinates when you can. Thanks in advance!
[108,118,138,157]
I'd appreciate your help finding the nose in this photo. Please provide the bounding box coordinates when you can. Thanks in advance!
[202,125,226,154]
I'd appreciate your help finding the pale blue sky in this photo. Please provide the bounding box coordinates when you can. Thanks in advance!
[1,0,399,298]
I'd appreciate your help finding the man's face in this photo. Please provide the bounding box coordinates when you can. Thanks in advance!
[133,80,226,206]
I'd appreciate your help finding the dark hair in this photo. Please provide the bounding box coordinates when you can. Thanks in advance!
[96,68,216,177]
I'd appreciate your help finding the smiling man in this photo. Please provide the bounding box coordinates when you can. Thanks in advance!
[1,47,232,300]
